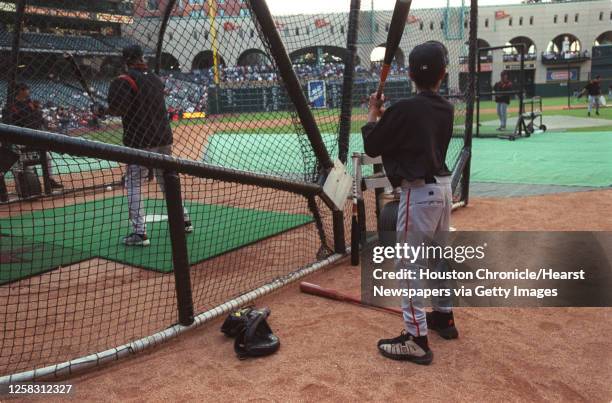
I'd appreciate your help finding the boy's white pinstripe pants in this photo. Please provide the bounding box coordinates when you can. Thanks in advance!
[395,176,453,337]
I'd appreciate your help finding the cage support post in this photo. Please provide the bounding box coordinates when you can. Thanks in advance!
[338,0,361,165]
[155,0,177,74]
[461,0,478,206]
[519,44,526,136]
[7,0,26,108]
[38,151,52,195]
[1,0,27,203]
[567,63,571,110]
[248,0,334,173]
[332,209,346,254]
[163,170,194,326]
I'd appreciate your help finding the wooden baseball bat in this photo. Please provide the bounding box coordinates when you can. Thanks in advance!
[299,282,402,315]
[376,0,413,99]
[63,52,98,105]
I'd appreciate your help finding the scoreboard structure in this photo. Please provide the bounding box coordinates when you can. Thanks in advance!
[0,0,134,24]
[0,0,133,15]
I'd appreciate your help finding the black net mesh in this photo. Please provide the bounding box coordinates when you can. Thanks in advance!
[0,0,474,378]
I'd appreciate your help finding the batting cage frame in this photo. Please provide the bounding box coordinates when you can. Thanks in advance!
[0,0,477,381]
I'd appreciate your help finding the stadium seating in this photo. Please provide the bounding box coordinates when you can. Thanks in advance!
[0,31,12,48]
[20,33,112,53]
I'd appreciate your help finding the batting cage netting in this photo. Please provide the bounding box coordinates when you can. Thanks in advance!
[0,0,476,380]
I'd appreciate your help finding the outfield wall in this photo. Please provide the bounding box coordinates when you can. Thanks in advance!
[207,80,412,114]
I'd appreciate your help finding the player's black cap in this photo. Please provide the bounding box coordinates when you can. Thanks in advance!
[408,41,448,85]
[122,45,144,64]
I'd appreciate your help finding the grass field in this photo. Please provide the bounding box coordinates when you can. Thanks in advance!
[83,96,611,146]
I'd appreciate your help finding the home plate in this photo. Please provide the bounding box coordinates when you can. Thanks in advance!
[145,214,168,223]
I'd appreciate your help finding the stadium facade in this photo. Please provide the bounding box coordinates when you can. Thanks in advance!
[130,0,612,95]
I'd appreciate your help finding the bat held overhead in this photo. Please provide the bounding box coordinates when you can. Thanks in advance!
[376,0,413,99]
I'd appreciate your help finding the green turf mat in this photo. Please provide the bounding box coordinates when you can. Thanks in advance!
[0,234,88,284]
[0,197,312,274]
[471,131,612,187]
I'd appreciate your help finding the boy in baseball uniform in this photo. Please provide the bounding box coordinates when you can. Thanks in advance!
[362,41,459,365]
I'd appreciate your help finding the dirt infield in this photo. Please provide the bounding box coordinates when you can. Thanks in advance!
[34,189,611,402]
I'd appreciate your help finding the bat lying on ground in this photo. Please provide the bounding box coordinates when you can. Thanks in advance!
[299,282,402,316]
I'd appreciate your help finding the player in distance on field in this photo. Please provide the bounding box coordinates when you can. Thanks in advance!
[94,45,192,246]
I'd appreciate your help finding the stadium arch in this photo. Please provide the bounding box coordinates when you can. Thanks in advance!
[369,43,405,67]
[475,39,493,95]
[149,52,181,72]
[592,31,612,81]
[506,36,536,57]
[290,46,348,65]
[237,49,271,66]
[505,36,537,96]
[594,31,612,46]
[546,33,582,55]
[477,38,492,60]
[192,50,226,71]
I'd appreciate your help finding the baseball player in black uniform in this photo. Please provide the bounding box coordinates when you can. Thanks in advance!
[102,45,192,246]
[362,42,458,365]
[3,83,63,189]
[581,75,602,117]
[493,71,513,131]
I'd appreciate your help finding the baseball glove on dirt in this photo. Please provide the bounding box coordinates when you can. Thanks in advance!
[221,305,255,338]
[234,307,280,359]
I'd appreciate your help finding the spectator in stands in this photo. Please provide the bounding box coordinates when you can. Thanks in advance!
[3,83,63,189]
[580,76,602,117]
[100,45,192,246]
[493,71,513,131]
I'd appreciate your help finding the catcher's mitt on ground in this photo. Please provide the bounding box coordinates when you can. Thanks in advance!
[221,306,255,338]
[221,306,280,359]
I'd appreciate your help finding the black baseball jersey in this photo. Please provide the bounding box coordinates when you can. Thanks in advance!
[108,65,173,149]
[493,81,513,104]
[361,91,454,187]
[584,81,601,96]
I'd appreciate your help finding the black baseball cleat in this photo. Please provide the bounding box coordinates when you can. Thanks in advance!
[122,233,150,246]
[184,221,193,233]
[377,331,433,365]
[426,311,459,340]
